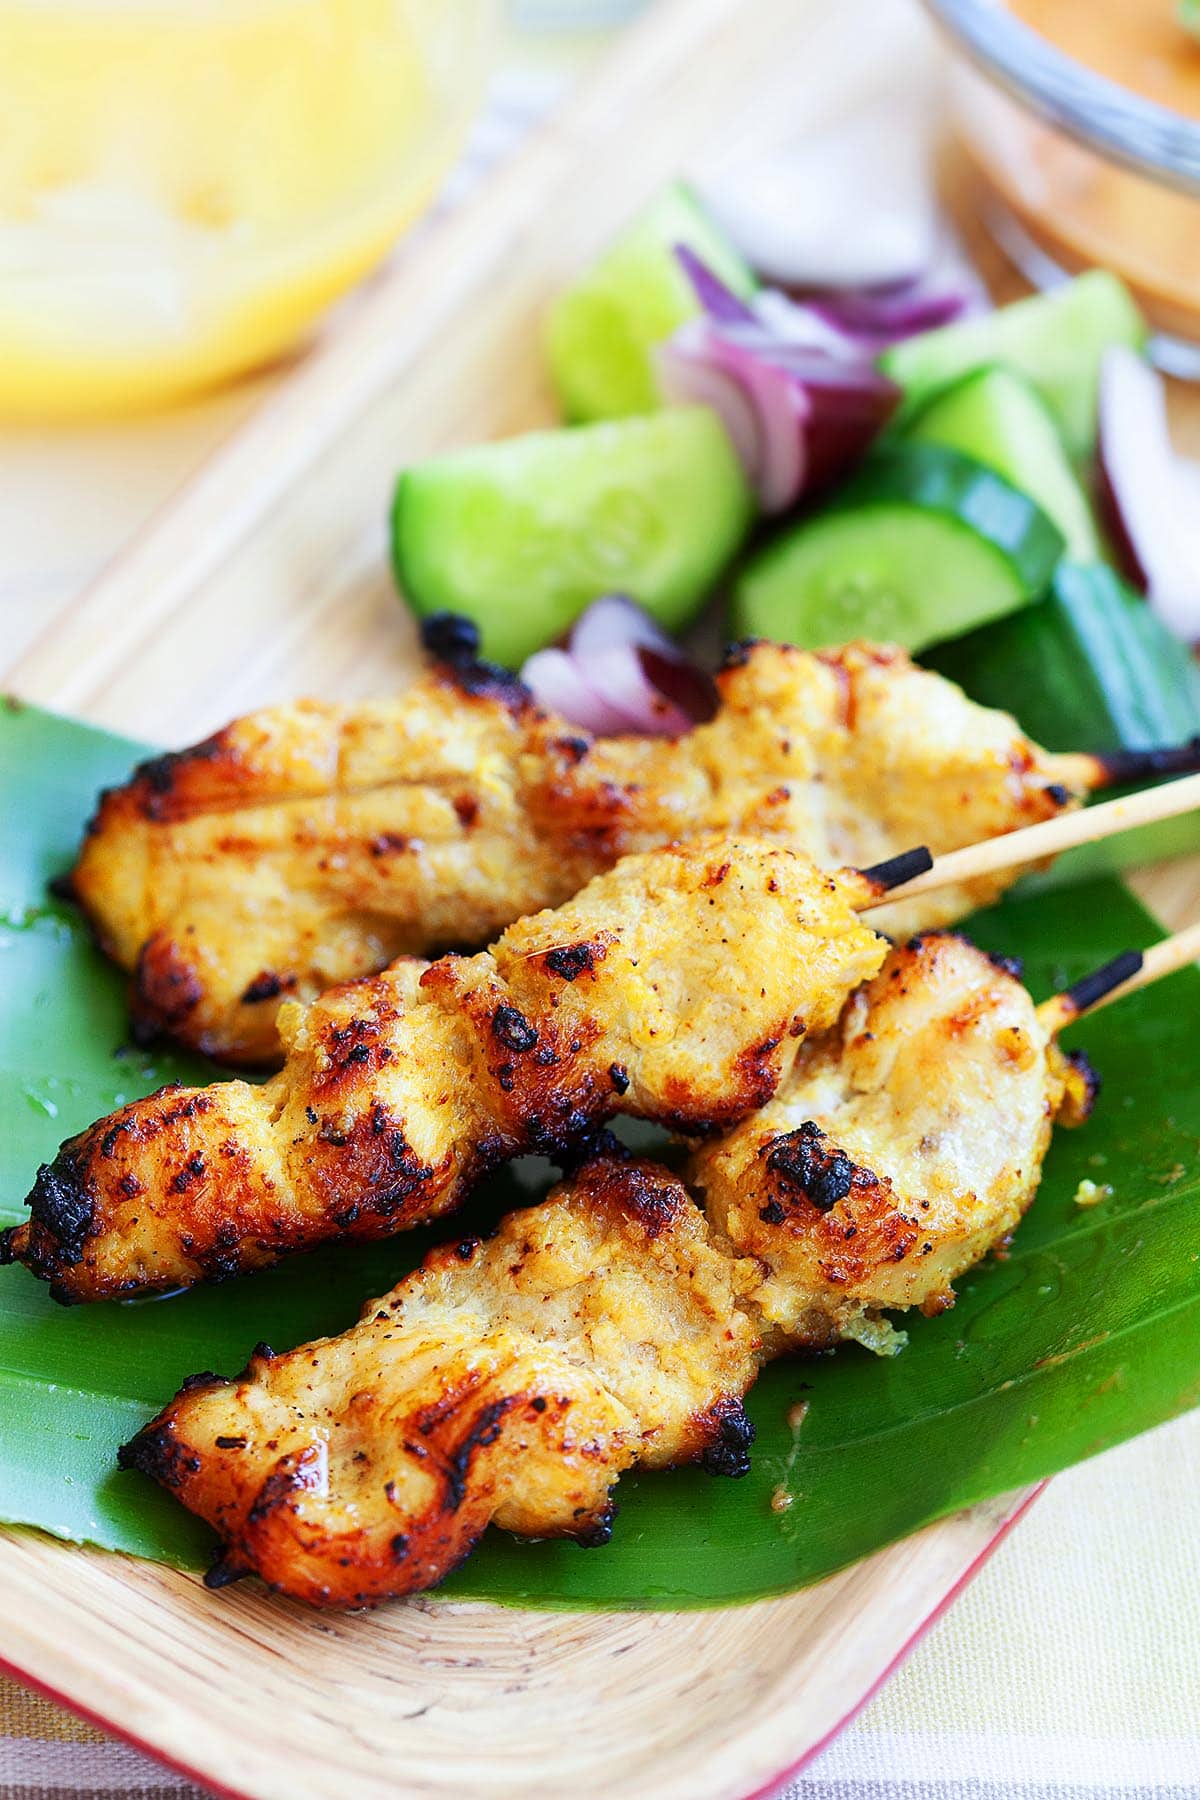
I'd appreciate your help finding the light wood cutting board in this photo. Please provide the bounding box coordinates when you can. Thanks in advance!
[3,1,1198,1795]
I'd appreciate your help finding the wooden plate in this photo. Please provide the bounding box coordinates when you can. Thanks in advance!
[4,0,1197,1792]
[0,1494,1038,1800]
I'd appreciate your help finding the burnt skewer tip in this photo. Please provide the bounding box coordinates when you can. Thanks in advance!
[1095,736,1200,787]
[1059,948,1145,1020]
[858,846,934,895]
[204,1556,251,1591]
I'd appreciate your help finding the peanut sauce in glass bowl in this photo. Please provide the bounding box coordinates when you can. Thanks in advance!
[923,0,1200,371]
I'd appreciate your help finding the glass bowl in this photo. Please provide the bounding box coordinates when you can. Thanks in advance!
[0,0,498,419]
[920,0,1200,374]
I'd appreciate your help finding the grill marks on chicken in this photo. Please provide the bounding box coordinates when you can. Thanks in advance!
[119,936,1095,1608]
[70,638,1081,1063]
[691,933,1097,1356]
[119,1156,764,1608]
[3,837,885,1303]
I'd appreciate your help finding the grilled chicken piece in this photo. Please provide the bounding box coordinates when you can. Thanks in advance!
[690,933,1097,1355]
[3,835,885,1303]
[119,1155,763,1608]
[119,935,1095,1608]
[70,631,1087,1064]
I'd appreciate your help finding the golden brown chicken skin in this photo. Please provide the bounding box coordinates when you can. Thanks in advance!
[4,835,885,1303]
[70,632,1086,1064]
[119,936,1096,1609]
[691,933,1097,1356]
[119,1155,763,1608]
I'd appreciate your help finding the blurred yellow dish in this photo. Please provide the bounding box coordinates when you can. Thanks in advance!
[0,0,495,418]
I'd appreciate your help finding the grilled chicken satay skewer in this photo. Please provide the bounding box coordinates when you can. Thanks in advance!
[9,776,1200,1305]
[118,925,1178,1608]
[68,619,1200,1066]
[3,836,891,1303]
[692,918,1199,1356]
[690,935,1100,1357]
[685,928,1197,1356]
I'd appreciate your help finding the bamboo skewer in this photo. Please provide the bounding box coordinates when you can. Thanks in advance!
[1084,920,1200,1013]
[1037,919,1200,1034]
[1054,737,1200,793]
[854,770,1200,910]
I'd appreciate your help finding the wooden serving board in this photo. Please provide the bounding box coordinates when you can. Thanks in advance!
[3,0,1198,1794]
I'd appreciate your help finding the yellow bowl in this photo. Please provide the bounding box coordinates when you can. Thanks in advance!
[0,0,497,418]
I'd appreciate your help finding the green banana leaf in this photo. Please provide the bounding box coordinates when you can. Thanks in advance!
[2,699,1198,1608]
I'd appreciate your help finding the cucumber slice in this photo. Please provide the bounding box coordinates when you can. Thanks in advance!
[881,272,1147,462]
[927,561,1200,880]
[930,560,1200,750]
[392,407,753,668]
[902,365,1100,561]
[546,182,757,423]
[732,444,1064,655]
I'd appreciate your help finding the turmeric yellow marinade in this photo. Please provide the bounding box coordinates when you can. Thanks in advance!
[5,835,885,1302]
[71,630,1092,1064]
[118,935,1095,1608]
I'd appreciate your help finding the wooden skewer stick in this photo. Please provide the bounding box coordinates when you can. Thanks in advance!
[1037,919,1200,1034]
[1052,736,1200,794]
[853,769,1200,910]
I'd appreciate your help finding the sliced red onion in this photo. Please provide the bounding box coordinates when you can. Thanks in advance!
[636,648,719,725]
[568,591,683,659]
[664,248,903,512]
[1098,347,1200,643]
[521,596,716,737]
[658,311,900,514]
[659,318,795,512]
[675,249,862,362]
[520,647,636,734]
[751,270,985,359]
[751,287,864,360]
[585,644,712,734]
[653,332,763,477]
[677,239,983,361]
[674,243,758,325]
[799,272,983,351]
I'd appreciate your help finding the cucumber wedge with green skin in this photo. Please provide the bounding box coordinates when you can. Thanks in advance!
[393,407,754,668]
[546,182,757,423]
[927,561,1200,880]
[902,365,1101,561]
[732,443,1065,655]
[881,271,1147,462]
